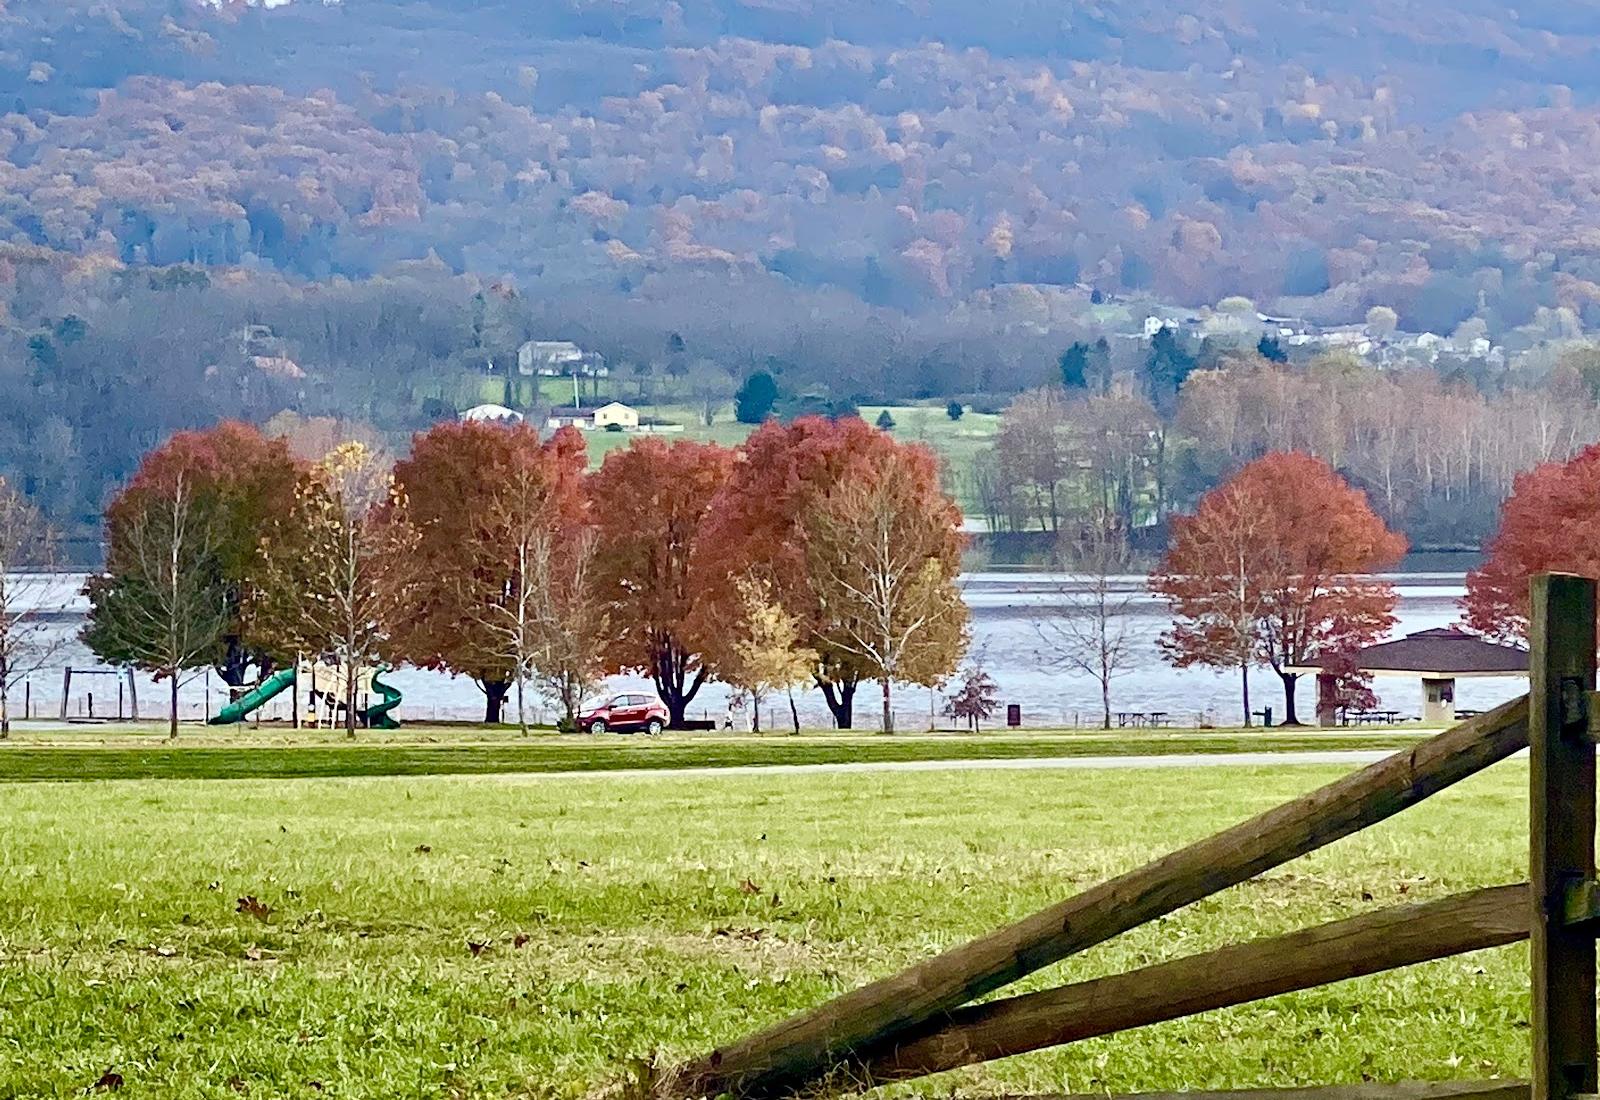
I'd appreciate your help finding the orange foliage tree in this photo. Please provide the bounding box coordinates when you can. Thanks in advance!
[388,422,587,723]
[1152,452,1406,725]
[696,417,967,729]
[87,422,302,689]
[587,438,736,728]
[1464,441,1600,643]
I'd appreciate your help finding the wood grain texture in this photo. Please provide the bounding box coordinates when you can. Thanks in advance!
[1528,575,1597,1100]
[854,884,1529,1082]
[665,695,1531,1099]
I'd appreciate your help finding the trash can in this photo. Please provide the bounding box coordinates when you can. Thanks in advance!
[1006,704,1021,728]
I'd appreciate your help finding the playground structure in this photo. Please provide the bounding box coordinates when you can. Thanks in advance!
[58,667,140,721]
[209,659,402,729]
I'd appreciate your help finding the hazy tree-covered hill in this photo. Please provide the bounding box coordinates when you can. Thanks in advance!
[5,0,1600,330]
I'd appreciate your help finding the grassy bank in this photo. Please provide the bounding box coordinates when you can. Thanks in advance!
[0,726,1426,783]
[0,760,1529,1097]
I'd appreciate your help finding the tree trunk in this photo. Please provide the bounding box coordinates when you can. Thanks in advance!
[345,666,357,739]
[652,639,707,728]
[1,667,9,738]
[1279,670,1301,726]
[1100,678,1112,730]
[168,673,179,741]
[788,690,800,736]
[1242,662,1252,728]
[482,679,509,724]
[820,677,857,729]
[881,679,893,733]
[752,693,761,734]
[515,673,528,737]
[216,636,253,689]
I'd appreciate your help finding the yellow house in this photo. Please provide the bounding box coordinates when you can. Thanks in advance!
[592,401,640,430]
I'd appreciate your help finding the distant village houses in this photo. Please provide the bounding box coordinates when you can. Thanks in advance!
[518,340,608,379]
[544,401,669,433]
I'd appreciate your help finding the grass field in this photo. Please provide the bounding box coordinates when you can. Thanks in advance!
[0,725,1425,782]
[576,401,999,510]
[0,746,1530,1098]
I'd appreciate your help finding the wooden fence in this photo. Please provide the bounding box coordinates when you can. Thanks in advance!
[649,573,1600,1100]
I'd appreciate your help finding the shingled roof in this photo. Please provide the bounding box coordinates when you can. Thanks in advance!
[1347,628,1528,675]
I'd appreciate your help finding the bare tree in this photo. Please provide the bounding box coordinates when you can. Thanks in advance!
[1034,526,1140,729]
[527,527,609,733]
[82,473,230,739]
[250,444,414,738]
[0,479,66,736]
[805,464,968,733]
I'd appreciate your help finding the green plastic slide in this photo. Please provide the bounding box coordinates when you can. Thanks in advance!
[208,667,298,725]
[207,667,404,728]
[362,673,403,730]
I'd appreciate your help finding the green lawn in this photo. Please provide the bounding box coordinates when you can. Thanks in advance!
[0,754,1531,1097]
[0,725,1424,782]
[576,401,999,512]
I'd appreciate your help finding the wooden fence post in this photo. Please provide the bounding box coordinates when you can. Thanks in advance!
[1529,573,1597,1100]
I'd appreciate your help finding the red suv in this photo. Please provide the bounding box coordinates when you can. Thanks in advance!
[580,693,668,735]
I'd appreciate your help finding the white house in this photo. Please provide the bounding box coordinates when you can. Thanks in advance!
[544,401,640,432]
[518,340,584,377]
[593,401,639,430]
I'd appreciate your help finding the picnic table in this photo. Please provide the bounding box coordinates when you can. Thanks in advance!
[1115,711,1172,728]
[1341,709,1402,726]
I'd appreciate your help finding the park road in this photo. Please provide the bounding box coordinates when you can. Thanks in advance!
[495,748,1403,781]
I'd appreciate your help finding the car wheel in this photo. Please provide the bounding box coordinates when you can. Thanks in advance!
[588,719,607,734]
[646,718,664,736]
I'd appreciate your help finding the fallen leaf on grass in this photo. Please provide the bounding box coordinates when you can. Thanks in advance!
[513,933,530,949]
[143,945,177,958]
[467,940,493,957]
[236,896,273,923]
[92,1070,124,1091]
[738,878,761,895]
[415,844,432,854]
[243,945,264,961]
[712,927,767,942]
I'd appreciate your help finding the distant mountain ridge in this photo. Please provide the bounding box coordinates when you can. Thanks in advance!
[4,0,1600,329]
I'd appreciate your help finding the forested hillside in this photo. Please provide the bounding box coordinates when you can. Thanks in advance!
[8,0,1600,552]
[6,0,1600,327]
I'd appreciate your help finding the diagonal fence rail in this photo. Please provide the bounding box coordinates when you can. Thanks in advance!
[643,573,1600,1100]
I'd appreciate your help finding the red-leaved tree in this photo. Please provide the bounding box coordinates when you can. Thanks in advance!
[91,422,301,689]
[1153,452,1406,725]
[696,416,968,729]
[1464,441,1600,643]
[588,438,735,728]
[389,421,587,723]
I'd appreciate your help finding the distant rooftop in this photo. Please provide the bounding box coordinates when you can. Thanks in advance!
[1321,628,1528,677]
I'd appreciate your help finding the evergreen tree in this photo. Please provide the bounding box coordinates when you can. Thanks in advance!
[1145,327,1197,414]
[1059,342,1090,389]
[734,370,780,424]
[1258,333,1288,363]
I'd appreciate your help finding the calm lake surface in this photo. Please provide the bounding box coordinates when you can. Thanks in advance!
[11,567,1519,729]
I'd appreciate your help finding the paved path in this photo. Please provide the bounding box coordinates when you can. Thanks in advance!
[505,748,1399,781]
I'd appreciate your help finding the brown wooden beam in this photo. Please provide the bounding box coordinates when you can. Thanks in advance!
[1005,1082,1529,1100]
[1528,574,1597,1100]
[663,696,1531,1099]
[852,884,1529,1083]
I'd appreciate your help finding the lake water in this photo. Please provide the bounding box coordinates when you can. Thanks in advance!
[9,571,1522,729]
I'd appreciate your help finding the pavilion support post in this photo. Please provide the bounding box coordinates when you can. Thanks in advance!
[1528,573,1597,1100]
